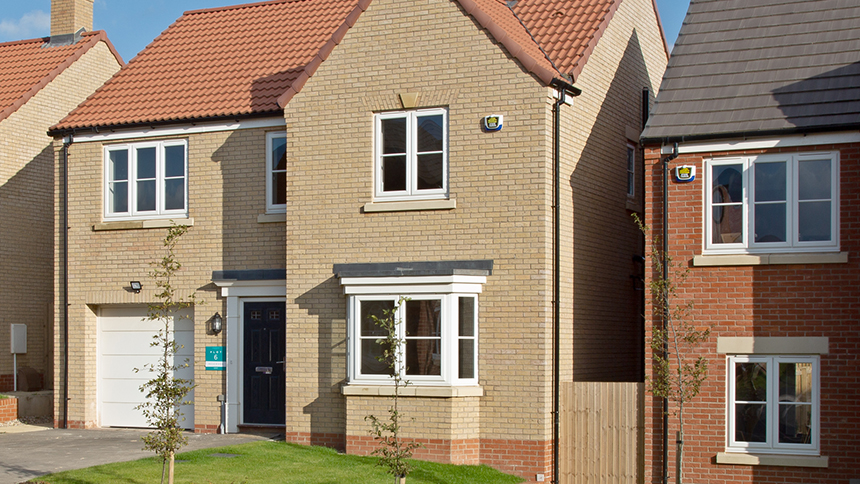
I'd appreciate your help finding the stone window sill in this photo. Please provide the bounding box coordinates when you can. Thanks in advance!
[341,384,482,398]
[257,212,286,223]
[93,217,194,231]
[693,252,848,267]
[716,452,828,468]
[363,199,456,213]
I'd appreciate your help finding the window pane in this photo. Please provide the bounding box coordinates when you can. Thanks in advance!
[406,338,441,376]
[459,340,474,379]
[416,153,443,190]
[361,339,389,375]
[109,150,128,181]
[779,362,812,403]
[779,403,812,444]
[382,156,407,192]
[712,206,743,244]
[798,159,831,200]
[382,118,406,154]
[164,145,185,177]
[272,172,286,205]
[137,180,156,211]
[110,181,128,213]
[458,297,475,337]
[272,136,287,171]
[137,147,156,179]
[164,179,185,210]
[713,164,743,202]
[416,114,443,152]
[735,362,767,401]
[360,300,394,337]
[735,403,767,442]
[754,162,786,202]
[754,203,786,243]
[405,300,441,337]
[798,201,831,242]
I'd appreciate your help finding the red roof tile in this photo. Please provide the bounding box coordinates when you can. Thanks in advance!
[54,0,370,131]
[0,31,123,123]
[53,0,621,131]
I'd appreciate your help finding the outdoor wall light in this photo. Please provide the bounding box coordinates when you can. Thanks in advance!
[130,281,142,293]
[211,312,223,334]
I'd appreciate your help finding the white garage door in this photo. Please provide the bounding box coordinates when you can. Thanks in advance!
[99,306,194,429]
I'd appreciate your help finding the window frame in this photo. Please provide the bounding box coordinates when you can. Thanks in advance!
[626,143,636,198]
[266,131,287,214]
[373,108,449,201]
[347,292,478,387]
[103,139,188,221]
[704,152,839,254]
[726,355,820,455]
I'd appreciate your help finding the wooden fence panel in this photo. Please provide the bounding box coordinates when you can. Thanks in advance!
[559,381,644,484]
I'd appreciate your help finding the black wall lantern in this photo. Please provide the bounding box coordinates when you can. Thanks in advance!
[211,312,223,334]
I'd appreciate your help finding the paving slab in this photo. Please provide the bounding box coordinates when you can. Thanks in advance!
[0,425,268,483]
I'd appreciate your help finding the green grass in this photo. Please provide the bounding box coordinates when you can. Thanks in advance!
[26,441,524,484]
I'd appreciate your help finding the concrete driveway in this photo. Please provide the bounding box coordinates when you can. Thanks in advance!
[0,424,268,483]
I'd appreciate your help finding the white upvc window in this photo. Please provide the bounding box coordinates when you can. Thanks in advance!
[348,293,478,386]
[104,140,188,220]
[374,108,448,201]
[626,143,636,198]
[727,355,819,455]
[705,152,839,254]
[266,131,286,213]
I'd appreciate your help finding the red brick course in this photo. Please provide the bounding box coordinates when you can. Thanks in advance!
[642,141,860,484]
[0,396,17,424]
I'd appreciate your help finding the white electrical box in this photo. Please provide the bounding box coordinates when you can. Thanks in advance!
[10,324,27,354]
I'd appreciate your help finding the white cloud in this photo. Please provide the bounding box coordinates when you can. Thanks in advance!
[0,10,50,40]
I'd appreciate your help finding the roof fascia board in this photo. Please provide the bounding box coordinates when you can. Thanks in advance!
[642,124,860,147]
[657,131,860,155]
[0,32,121,124]
[66,116,286,143]
[276,0,372,107]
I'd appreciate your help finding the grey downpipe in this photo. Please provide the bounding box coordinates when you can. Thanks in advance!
[62,134,73,429]
[661,143,678,484]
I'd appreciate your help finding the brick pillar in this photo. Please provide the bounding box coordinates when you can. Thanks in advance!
[51,0,94,36]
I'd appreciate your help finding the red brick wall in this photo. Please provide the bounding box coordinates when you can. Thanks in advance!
[642,141,860,483]
[0,396,18,424]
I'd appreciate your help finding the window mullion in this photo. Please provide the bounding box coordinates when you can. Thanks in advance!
[767,356,777,448]
[406,113,415,196]
[156,144,164,215]
[742,158,751,248]
[129,147,138,217]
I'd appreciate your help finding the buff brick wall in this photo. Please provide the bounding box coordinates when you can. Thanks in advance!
[54,126,286,429]
[643,142,860,483]
[282,0,667,481]
[0,40,120,393]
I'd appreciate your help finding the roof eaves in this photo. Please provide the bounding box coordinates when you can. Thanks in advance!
[640,123,860,146]
[456,0,558,86]
[0,32,121,124]
[276,0,372,108]
[568,0,622,81]
[48,110,283,137]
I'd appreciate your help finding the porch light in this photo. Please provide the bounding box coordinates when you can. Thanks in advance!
[211,312,223,334]
[130,281,142,293]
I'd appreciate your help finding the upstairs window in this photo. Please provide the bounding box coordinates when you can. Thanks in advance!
[105,140,187,220]
[375,108,448,200]
[266,132,286,213]
[705,152,838,253]
[626,144,636,198]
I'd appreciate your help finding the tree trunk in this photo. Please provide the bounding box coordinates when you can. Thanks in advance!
[168,451,175,484]
[675,430,683,484]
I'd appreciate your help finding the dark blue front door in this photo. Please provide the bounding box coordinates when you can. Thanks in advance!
[243,301,285,425]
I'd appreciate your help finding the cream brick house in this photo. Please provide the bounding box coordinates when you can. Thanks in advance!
[50,0,667,481]
[0,0,122,393]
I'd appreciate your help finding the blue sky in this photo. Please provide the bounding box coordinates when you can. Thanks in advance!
[1,0,691,63]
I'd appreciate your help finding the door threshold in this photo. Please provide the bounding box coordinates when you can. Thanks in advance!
[237,424,285,439]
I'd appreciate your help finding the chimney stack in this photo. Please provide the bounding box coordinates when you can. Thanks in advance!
[50,0,94,37]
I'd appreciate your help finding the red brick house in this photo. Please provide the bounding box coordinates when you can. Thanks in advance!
[640,0,860,482]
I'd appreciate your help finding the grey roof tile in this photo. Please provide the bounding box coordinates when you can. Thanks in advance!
[642,0,860,141]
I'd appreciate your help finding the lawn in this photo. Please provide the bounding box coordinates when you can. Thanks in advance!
[26,441,525,484]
